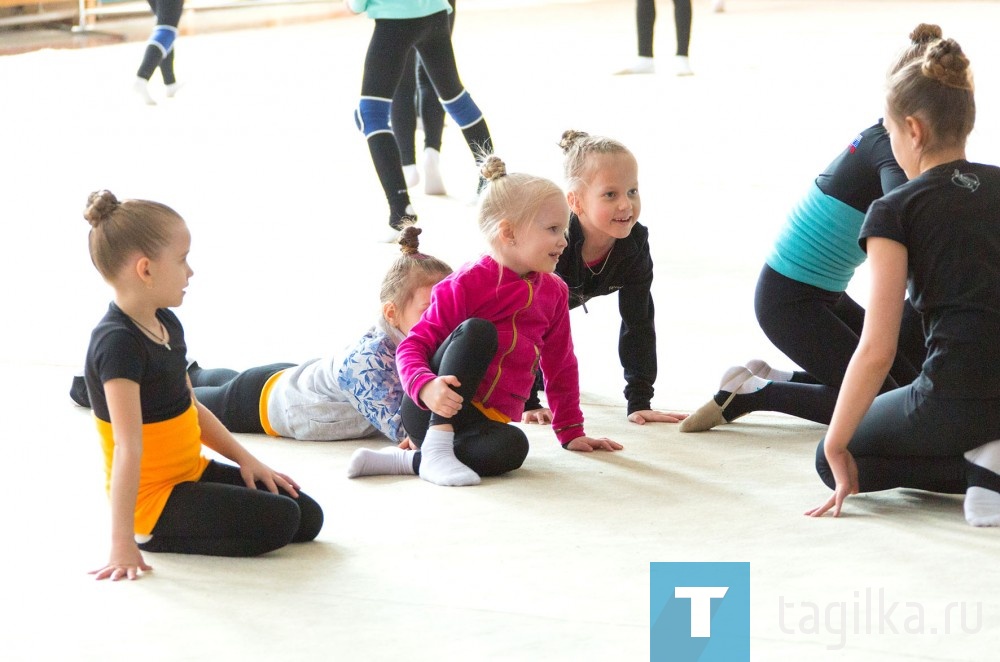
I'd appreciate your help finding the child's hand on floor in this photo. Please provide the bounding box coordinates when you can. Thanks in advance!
[565,436,623,452]
[628,409,689,425]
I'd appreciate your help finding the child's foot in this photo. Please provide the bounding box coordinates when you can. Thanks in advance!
[964,439,1000,526]
[347,446,417,478]
[133,77,156,105]
[681,367,769,432]
[403,164,420,188]
[164,81,184,98]
[744,359,794,382]
[674,55,694,76]
[422,147,447,196]
[613,56,655,75]
[418,430,480,486]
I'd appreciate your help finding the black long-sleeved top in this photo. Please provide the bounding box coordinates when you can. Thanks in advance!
[526,215,656,414]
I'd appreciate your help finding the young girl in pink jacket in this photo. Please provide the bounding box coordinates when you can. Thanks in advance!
[348,156,621,486]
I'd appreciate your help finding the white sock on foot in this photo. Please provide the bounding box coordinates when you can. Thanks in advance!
[674,55,694,76]
[418,429,480,486]
[346,447,416,478]
[422,147,446,195]
[965,487,1000,526]
[964,439,1000,525]
[613,56,655,75]
[133,77,156,105]
[165,81,184,98]
[745,359,794,382]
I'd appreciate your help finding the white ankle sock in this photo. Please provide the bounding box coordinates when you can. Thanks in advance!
[403,164,420,188]
[418,429,480,487]
[346,446,416,478]
[745,359,794,382]
[422,148,446,195]
[674,55,693,76]
[718,366,768,394]
[613,56,655,75]
[964,439,1000,526]
[164,82,184,98]
[736,376,769,394]
[133,77,156,105]
[965,487,1000,526]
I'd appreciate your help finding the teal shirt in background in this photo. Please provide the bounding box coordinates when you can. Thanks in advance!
[766,181,867,293]
[347,0,452,19]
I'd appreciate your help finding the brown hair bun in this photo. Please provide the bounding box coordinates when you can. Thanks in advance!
[909,23,942,45]
[923,38,973,89]
[84,190,119,227]
[397,224,422,256]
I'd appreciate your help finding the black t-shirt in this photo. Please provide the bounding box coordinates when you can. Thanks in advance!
[84,303,191,423]
[860,160,1000,397]
[816,120,907,212]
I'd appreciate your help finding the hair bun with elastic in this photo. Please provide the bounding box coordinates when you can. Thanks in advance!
[397,224,422,255]
[480,155,507,181]
[84,190,120,227]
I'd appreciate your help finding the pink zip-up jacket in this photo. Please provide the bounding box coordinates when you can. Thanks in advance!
[397,254,586,445]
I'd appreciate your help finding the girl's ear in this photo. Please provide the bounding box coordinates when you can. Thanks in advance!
[134,256,153,287]
[498,218,516,245]
[566,190,583,216]
[904,115,926,151]
[382,300,398,328]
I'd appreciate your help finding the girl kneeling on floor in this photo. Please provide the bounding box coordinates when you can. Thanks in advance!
[806,38,1000,527]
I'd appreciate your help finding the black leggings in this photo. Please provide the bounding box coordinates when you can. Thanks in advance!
[192,363,295,433]
[722,265,927,424]
[136,0,183,83]
[391,0,456,166]
[636,0,691,57]
[815,386,1000,495]
[361,11,492,220]
[139,460,323,557]
[401,318,529,477]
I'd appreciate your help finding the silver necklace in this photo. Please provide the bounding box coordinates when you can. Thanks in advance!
[127,314,171,350]
[585,244,614,276]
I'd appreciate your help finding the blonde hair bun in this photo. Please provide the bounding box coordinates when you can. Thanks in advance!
[480,155,507,182]
[558,130,590,154]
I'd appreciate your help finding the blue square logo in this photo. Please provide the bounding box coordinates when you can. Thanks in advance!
[650,562,750,661]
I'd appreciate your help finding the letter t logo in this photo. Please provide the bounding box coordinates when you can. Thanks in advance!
[674,586,729,637]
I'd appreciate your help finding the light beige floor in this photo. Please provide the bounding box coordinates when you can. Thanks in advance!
[2,1,1000,660]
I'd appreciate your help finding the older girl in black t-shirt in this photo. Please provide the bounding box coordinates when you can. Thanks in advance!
[807,38,1000,527]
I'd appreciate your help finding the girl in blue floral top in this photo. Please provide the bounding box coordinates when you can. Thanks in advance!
[170,226,451,442]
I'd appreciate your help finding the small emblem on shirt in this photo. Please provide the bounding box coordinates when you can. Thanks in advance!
[848,133,863,154]
[951,169,980,192]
